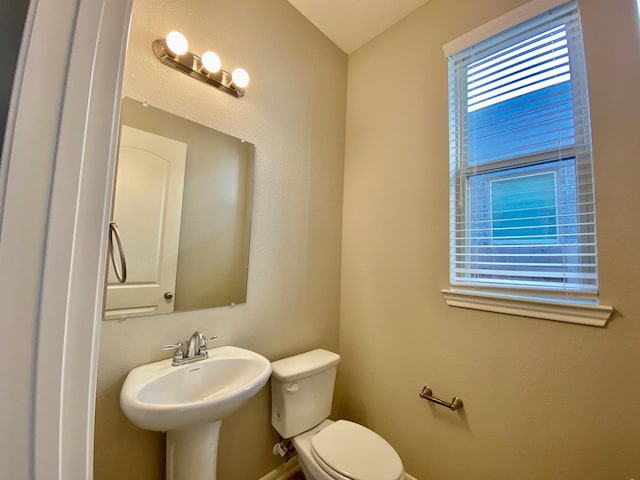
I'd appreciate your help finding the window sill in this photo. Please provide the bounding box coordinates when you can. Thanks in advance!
[441,289,613,327]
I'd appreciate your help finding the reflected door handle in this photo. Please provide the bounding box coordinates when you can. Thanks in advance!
[164,291,174,300]
[108,222,127,283]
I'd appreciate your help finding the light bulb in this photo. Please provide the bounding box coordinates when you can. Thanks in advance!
[201,51,222,74]
[165,31,188,56]
[231,68,250,88]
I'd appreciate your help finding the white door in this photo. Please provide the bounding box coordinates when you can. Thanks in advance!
[105,125,187,319]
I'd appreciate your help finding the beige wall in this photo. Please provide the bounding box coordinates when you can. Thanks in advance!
[94,0,346,478]
[340,0,640,479]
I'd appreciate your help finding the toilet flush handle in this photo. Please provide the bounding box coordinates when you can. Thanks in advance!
[285,384,299,393]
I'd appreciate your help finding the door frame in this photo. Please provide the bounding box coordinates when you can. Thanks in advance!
[0,0,132,478]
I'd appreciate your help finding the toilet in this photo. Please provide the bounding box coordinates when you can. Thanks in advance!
[271,349,404,480]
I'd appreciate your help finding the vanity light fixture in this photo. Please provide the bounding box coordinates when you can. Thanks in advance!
[153,31,250,98]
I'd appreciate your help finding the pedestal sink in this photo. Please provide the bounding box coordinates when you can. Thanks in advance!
[120,345,272,480]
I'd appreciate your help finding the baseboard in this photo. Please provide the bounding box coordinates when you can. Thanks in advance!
[258,456,301,480]
[258,456,418,480]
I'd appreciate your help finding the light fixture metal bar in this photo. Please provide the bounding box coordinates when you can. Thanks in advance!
[152,40,245,98]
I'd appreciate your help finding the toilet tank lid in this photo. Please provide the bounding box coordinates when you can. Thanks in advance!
[271,349,340,382]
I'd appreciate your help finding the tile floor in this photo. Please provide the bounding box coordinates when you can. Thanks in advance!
[289,471,305,479]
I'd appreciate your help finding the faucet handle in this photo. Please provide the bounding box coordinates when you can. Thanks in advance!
[197,334,218,354]
[162,341,185,364]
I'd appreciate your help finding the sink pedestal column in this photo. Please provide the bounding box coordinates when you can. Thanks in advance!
[166,421,222,480]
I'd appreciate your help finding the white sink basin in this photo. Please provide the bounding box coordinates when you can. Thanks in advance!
[120,345,272,432]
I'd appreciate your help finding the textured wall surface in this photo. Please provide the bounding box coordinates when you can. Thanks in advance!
[339,0,640,479]
[94,0,346,478]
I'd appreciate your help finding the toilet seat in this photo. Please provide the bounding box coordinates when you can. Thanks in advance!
[309,420,404,480]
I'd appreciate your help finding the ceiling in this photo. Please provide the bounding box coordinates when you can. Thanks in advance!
[287,0,430,54]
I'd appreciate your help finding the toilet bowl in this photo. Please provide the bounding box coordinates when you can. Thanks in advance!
[270,350,404,480]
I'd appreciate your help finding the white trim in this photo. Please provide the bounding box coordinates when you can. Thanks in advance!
[405,474,420,480]
[46,2,131,477]
[442,289,613,327]
[258,457,301,480]
[35,0,132,478]
[0,0,131,479]
[0,0,42,476]
[443,0,567,57]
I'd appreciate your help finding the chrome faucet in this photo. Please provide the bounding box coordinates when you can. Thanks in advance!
[186,331,206,358]
[162,331,218,366]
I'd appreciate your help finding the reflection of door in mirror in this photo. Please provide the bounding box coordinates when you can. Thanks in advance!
[104,126,187,320]
[104,97,255,318]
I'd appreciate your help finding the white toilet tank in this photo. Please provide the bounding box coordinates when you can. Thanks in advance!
[271,349,340,439]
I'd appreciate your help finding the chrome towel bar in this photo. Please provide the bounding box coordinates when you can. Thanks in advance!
[420,386,464,411]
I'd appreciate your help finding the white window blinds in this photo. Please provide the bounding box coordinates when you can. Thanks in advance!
[448,0,598,297]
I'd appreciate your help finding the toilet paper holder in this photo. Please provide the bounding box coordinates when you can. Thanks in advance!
[419,386,464,411]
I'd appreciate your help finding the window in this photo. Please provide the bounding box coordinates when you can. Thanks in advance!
[445,0,612,324]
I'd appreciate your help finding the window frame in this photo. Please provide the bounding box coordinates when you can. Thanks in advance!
[442,0,613,326]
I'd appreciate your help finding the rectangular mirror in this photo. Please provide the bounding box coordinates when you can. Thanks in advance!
[104,97,254,320]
